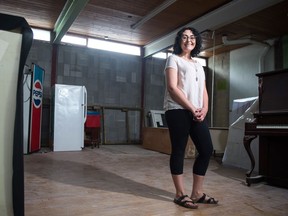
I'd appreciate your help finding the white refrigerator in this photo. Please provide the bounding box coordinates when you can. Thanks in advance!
[51,84,87,151]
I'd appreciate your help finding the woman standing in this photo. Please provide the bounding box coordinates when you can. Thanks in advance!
[164,27,218,209]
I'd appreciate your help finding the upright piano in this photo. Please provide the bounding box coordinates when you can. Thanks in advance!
[244,68,288,188]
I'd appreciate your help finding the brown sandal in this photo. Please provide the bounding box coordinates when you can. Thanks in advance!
[194,193,218,204]
[174,195,198,209]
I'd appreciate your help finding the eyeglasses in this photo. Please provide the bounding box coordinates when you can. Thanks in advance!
[181,35,196,41]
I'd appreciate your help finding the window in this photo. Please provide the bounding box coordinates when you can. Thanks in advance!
[87,38,140,56]
[30,28,206,65]
[31,28,50,41]
[152,52,168,59]
[61,35,86,46]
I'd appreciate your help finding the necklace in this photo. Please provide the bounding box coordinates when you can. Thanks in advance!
[192,60,198,82]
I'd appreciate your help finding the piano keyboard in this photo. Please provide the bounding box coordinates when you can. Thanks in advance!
[256,125,288,129]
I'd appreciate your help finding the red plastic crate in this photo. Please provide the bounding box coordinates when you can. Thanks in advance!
[85,112,100,128]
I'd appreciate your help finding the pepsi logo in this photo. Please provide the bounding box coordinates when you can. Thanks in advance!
[33,80,43,108]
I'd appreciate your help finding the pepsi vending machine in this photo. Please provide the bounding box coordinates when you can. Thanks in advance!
[23,63,45,153]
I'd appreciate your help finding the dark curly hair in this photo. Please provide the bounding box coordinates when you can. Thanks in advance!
[172,27,202,57]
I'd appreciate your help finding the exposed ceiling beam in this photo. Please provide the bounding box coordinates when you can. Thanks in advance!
[130,0,177,29]
[52,0,89,44]
[143,0,284,58]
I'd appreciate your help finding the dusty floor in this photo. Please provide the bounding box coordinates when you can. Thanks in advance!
[24,145,288,216]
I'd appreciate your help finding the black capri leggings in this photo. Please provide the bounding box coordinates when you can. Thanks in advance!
[165,109,213,176]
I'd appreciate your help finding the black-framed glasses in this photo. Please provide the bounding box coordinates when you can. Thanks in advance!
[181,35,196,41]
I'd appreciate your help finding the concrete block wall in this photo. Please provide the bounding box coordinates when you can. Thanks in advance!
[57,45,142,107]
[25,41,155,145]
[56,45,143,144]
[25,40,52,99]
[143,57,166,126]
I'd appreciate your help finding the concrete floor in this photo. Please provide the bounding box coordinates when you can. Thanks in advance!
[24,145,288,216]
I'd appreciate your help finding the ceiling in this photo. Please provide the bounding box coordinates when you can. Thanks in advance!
[1,0,288,57]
